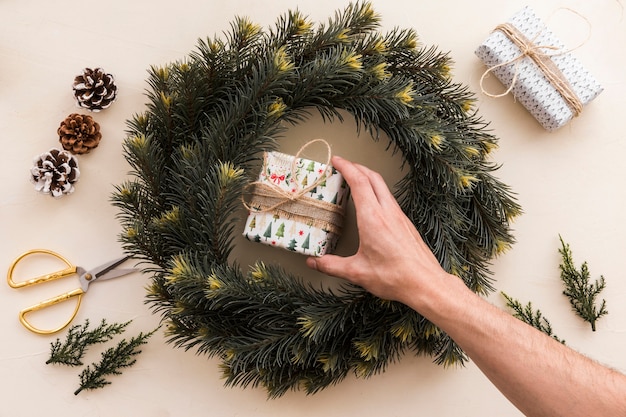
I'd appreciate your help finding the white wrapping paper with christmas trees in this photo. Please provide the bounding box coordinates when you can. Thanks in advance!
[243,142,350,257]
[475,6,603,131]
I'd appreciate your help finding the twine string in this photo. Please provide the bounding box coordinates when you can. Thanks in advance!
[479,8,591,116]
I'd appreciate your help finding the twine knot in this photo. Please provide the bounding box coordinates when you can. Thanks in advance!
[242,139,346,235]
[479,11,590,117]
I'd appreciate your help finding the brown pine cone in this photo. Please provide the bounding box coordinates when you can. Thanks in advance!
[72,67,117,111]
[58,113,102,154]
[30,149,80,198]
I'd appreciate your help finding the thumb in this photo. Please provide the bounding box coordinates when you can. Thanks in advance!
[306,254,353,280]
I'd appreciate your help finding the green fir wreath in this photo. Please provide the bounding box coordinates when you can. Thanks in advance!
[112,2,521,397]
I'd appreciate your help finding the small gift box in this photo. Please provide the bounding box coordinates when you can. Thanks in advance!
[243,141,350,257]
[475,6,603,131]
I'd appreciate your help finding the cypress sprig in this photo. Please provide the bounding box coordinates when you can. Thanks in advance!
[501,292,565,344]
[46,319,131,366]
[74,328,157,395]
[558,235,608,331]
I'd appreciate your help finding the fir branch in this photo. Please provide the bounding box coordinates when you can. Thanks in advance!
[558,235,608,331]
[501,292,565,344]
[74,328,157,395]
[46,319,131,366]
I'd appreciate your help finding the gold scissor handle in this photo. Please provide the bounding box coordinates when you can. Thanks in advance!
[7,249,77,288]
[19,288,85,335]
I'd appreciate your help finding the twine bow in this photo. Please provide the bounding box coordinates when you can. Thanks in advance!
[242,139,346,235]
[479,10,591,117]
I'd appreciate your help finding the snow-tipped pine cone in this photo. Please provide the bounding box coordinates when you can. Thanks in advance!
[72,67,117,111]
[30,149,80,198]
[58,113,102,154]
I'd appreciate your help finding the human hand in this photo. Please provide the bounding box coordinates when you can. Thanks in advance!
[317,159,626,417]
[306,156,453,308]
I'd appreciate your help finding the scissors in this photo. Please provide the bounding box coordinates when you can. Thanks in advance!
[7,249,136,335]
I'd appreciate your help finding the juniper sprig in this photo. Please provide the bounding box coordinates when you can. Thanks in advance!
[501,292,565,344]
[558,235,608,331]
[74,328,157,395]
[47,319,131,366]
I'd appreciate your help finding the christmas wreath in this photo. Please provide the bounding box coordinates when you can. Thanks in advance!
[112,2,521,397]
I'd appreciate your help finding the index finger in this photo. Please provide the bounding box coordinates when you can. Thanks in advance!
[331,156,399,210]
[331,156,378,209]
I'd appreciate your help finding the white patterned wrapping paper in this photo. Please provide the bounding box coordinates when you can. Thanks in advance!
[243,151,350,257]
[475,6,603,131]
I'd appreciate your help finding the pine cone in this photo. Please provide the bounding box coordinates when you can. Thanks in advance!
[30,149,80,198]
[58,113,102,154]
[72,67,117,111]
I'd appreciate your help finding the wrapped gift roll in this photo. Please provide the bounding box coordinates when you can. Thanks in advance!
[476,6,603,130]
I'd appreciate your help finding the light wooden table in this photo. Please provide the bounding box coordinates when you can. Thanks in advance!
[1,1,624,415]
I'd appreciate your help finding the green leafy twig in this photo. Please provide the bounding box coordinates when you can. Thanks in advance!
[558,236,608,331]
[74,328,157,395]
[501,292,565,344]
[47,319,131,366]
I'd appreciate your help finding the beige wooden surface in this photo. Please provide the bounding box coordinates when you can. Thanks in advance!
[1,0,624,415]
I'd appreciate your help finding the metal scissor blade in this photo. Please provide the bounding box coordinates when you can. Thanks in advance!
[96,268,137,281]
[92,255,131,277]
[79,255,133,290]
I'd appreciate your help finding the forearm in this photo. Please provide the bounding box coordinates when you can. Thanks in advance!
[309,156,626,416]
[413,274,626,417]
